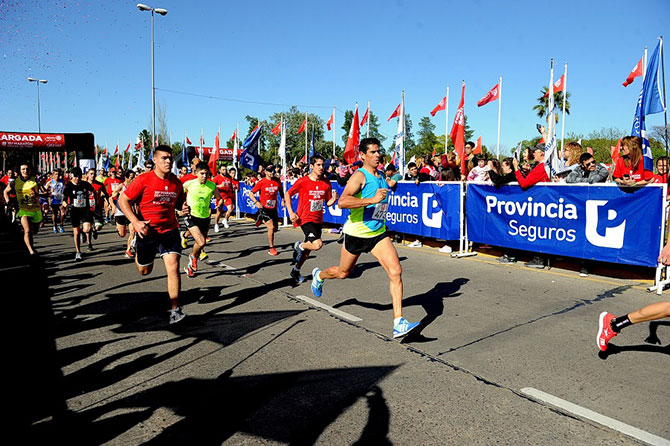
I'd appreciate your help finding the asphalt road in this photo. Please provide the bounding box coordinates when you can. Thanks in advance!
[23,218,670,445]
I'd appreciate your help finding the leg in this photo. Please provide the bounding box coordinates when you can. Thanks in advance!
[51,205,58,227]
[265,219,276,248]
[20,216,35,255]
[224,204,234,221]
[126,226,135,252]
[117,223,127,238]
[320,243,360,281]
[189,225,206,259]
[370,237,404,320]
[628,302,670,324]
[162,253,181,310]
[82,222,92,246]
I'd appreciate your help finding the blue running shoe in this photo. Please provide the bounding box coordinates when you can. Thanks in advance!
[293,241,304,264]
[393,318,420,338]
[311,267,324,297]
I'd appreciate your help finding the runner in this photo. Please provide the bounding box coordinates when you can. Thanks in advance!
[118,145,189,324]
[3,163,44,255]
[111,169,137,258]
[103,168,122,223]
[46,170,65,233]
[212,165,237,232]
[182,162,222,277]
[61,167,96,261]
[249,164,285,256]
[286,154,338,284]
[84,168,109,242]
[310,138,420,338]
[1,168,18,223]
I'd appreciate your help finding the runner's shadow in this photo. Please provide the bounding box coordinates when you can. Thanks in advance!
[598,342,670,359]
[345,257,408,279]
[197,277,294,307]
[645,321,669,345]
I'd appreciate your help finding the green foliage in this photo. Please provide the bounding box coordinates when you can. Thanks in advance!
[533,88,571,123]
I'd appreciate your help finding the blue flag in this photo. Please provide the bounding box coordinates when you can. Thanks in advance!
[103,154,110,170]
[632,39,666,171]
[182,141,188,170]
[241,125,262,171]
[308,128,317,161]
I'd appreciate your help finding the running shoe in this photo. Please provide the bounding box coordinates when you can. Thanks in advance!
[407,240,423,248]
[524,256,545,269]
[183,265,195,278]
[58,225,65,233]
[199,250,208,260]
[92,229,98,240]
[180,231,188,249]
[124,250,134,258]
[311,267,324,297]
[223,219,229,229]
[74,252,82,262]
[597,312,617,352]
[53,227,58,234]
[189,254,198,272]
[206,237,211,243]
[87,244,94,251]
[268,247,278,256]
[496,254,516,264]
[439,245,453,254]
[292,241,304,264]
[579,267,589,277]
[393,317,420,338]
[214,223,220,233]
[169,307,186,324]
[290,268,306,284]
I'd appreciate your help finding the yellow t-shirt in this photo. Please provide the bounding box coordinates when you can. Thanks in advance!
[15,176,41,212]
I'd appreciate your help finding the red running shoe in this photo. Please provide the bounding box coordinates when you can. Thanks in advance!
[206,237,211,243]
[183,265,194,278]
[189,254,198,272]
[124,250,134,258]
[268,248,278,256]
[597,312,617,351]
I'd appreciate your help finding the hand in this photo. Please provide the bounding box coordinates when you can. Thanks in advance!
[659,241,670,265]
[182,202,190,215]
[289,211,298,223]
[331,190,338,200]
[372,188,388,203]
[513,158,520,170]
[132,219,151,238]
[255,201,262,209]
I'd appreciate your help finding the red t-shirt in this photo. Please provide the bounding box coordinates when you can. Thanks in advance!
[180,173,197,184]
[653,173,668,184]
[212,174,235,198]
[288,176,332,225]
[251,177,281,209]
[104,177,122,196]
[612,157,654,181]
[87,180,106,212]
[123,171,184,233]
[515,163,550,189]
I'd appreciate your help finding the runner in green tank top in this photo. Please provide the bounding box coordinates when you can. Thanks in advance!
[310,138,420,339]
[182,162,222,277]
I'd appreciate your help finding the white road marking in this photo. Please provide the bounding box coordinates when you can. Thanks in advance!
[295,295,362,322]
[520,387,670,446]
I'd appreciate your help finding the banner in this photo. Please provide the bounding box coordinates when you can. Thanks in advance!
[466,184,665,267]
[0,132,65,149]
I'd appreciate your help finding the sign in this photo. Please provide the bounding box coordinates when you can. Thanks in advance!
[0,132,65,149]
[466,184,665,267]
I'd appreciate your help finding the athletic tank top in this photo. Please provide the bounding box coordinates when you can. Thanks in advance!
[343,167,388,238]
[15,176,41,212]
[113,184,127,216]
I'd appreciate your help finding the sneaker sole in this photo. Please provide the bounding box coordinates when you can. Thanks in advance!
[597,311,608,351]
[169,314,186,324]
[393,322,419,338]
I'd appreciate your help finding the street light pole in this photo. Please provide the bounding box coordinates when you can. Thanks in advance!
[27,77,47,132]
[137,4,167,155]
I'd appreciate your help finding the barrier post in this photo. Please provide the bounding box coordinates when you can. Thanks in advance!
[648,182,669,294]
[452,181,477,258]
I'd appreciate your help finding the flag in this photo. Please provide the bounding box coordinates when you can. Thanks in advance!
[430,96,446,117]
[271,122,281,136]
[343,105,360,164]
[182,139,188,169]
[544,64,561,176]
[137,146,146,168]
[477,83,500,107]
[393,100,405,171]
[134,140,143,150]
[200,134,205,146]
[230,129,237,141]
[115,153,120,171]
[112,144,119,156]
[473,136,482,154]
[326,111,334,131]
[208,131,220,174]
[124,142,131,153]
[186,136,192,145]
[390,150,398,168]
[611,138,621,162]
[632,39,665,171]
[297,119,307,134]
[387,103,401,121]
[308,128,317,161]
[278,118,287,167]
[623,57,644,87]
[544,73,566,97]
[450,83,466,175]
[360,105,369,127]
[241,125,262,171]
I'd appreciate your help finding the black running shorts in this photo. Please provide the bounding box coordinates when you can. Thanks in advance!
[343,231,389,255]
[135,228,182,266]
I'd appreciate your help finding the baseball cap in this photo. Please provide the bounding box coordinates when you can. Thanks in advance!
[533,143,546,152]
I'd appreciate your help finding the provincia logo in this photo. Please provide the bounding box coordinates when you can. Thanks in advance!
[485,195,626,248]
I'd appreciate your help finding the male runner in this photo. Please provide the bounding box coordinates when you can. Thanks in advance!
[111,170,137,258]
[212,165,237,232]
[103,168,122,223]
[62,167,96,261]
[118,145,189,324]
[183,162,222,277]
[249,164,284,256]
[310,138,420,338]
[3,163,44,255]
[47,170,65,233]
[286,155,338,284]
[85,168,109,241]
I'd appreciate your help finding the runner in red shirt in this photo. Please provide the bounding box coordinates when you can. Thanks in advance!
[177,156,201,249]
[118,145,189,324]
[103,169,122,222]
[212,165,237,232]
[249,164,285,256]
[285,155,338,283]
[84,168,109,247]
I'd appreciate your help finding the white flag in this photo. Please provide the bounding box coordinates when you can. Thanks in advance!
[544,63,561,177]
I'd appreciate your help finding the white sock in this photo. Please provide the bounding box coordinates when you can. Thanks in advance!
[293,266,300,272]
[316,271,321,281]
[394,317,403,326]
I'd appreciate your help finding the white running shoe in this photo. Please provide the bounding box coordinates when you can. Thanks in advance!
[439,245,452,253]
[407,240,423,248]
[214,223,220,233]
[223,219,229,229]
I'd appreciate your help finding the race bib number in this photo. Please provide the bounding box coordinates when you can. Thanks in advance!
[73,196,86,208]
[265,199,276,208]
[310,199,324,212]
[371,203,388,221]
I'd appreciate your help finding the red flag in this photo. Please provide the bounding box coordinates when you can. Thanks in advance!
[209,131,220,174]
[360,106,369,127]
[134,140,142,150]
[112,144,119,156]
[271,122,281,136]
[449,83,466,175]
[297,119,307,134]
[299,153,307,163]
[430,96,446,117]
[230,129,237,141]
[124,142,131,153]
[544,73,565,97]
[477,83,499,107]
[623,57,643,87]
[387,103,401,121]
[186,136,192,145]
[115,154,119,170]
[473,136,482,154]
[326,112,334,131]
[200,135,205,146]
[611,138,621,162]
[343,105,360,164]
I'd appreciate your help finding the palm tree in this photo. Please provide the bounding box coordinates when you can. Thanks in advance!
[533,87,571,123]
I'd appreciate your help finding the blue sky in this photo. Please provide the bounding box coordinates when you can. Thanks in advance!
[1,0,668,154]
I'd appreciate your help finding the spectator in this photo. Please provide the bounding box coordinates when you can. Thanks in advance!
[554,141,584,182]
[513,143,550,189]
[612,135,653,186]
[420,156,439,179]
[440,168,457,181]
[653,156,668,184]
[566,153,609,184]
[440,151,461,179]
[462,141,476,178]
[467,155,491,182]
[488,158,516,187]
[404,162,432,184]
[385,163,403,188]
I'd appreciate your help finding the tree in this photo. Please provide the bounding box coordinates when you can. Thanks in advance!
[533,88,571,123]
[264,106,326,166]
[341,110,354,146]
[139,129,151,153]
[417,116,438,153]
[156,100,169,145]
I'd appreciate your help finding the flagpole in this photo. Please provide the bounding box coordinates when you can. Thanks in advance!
[200,128,203,159]
[445,85,449,154]
[366,100,370,138]
[401,90,406,177]
[660,36,668,156]
[560,62,568,155]
[332,106,336,157]
[497,76,502,160]
[643,46,648,82]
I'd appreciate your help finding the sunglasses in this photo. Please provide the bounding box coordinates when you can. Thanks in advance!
[583,160,596,167]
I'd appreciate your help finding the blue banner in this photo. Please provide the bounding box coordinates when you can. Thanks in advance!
[466,184,665,267]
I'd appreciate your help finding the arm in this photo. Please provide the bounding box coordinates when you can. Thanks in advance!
[326,187,338,207]
[337,171,387,209]
[515,165,544,189]
[3,182,13,203]
[588,166,609,184]
[565,169,582,184]
[111,183,124,199]
[285,183,298,222]
[213,187,222,208]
